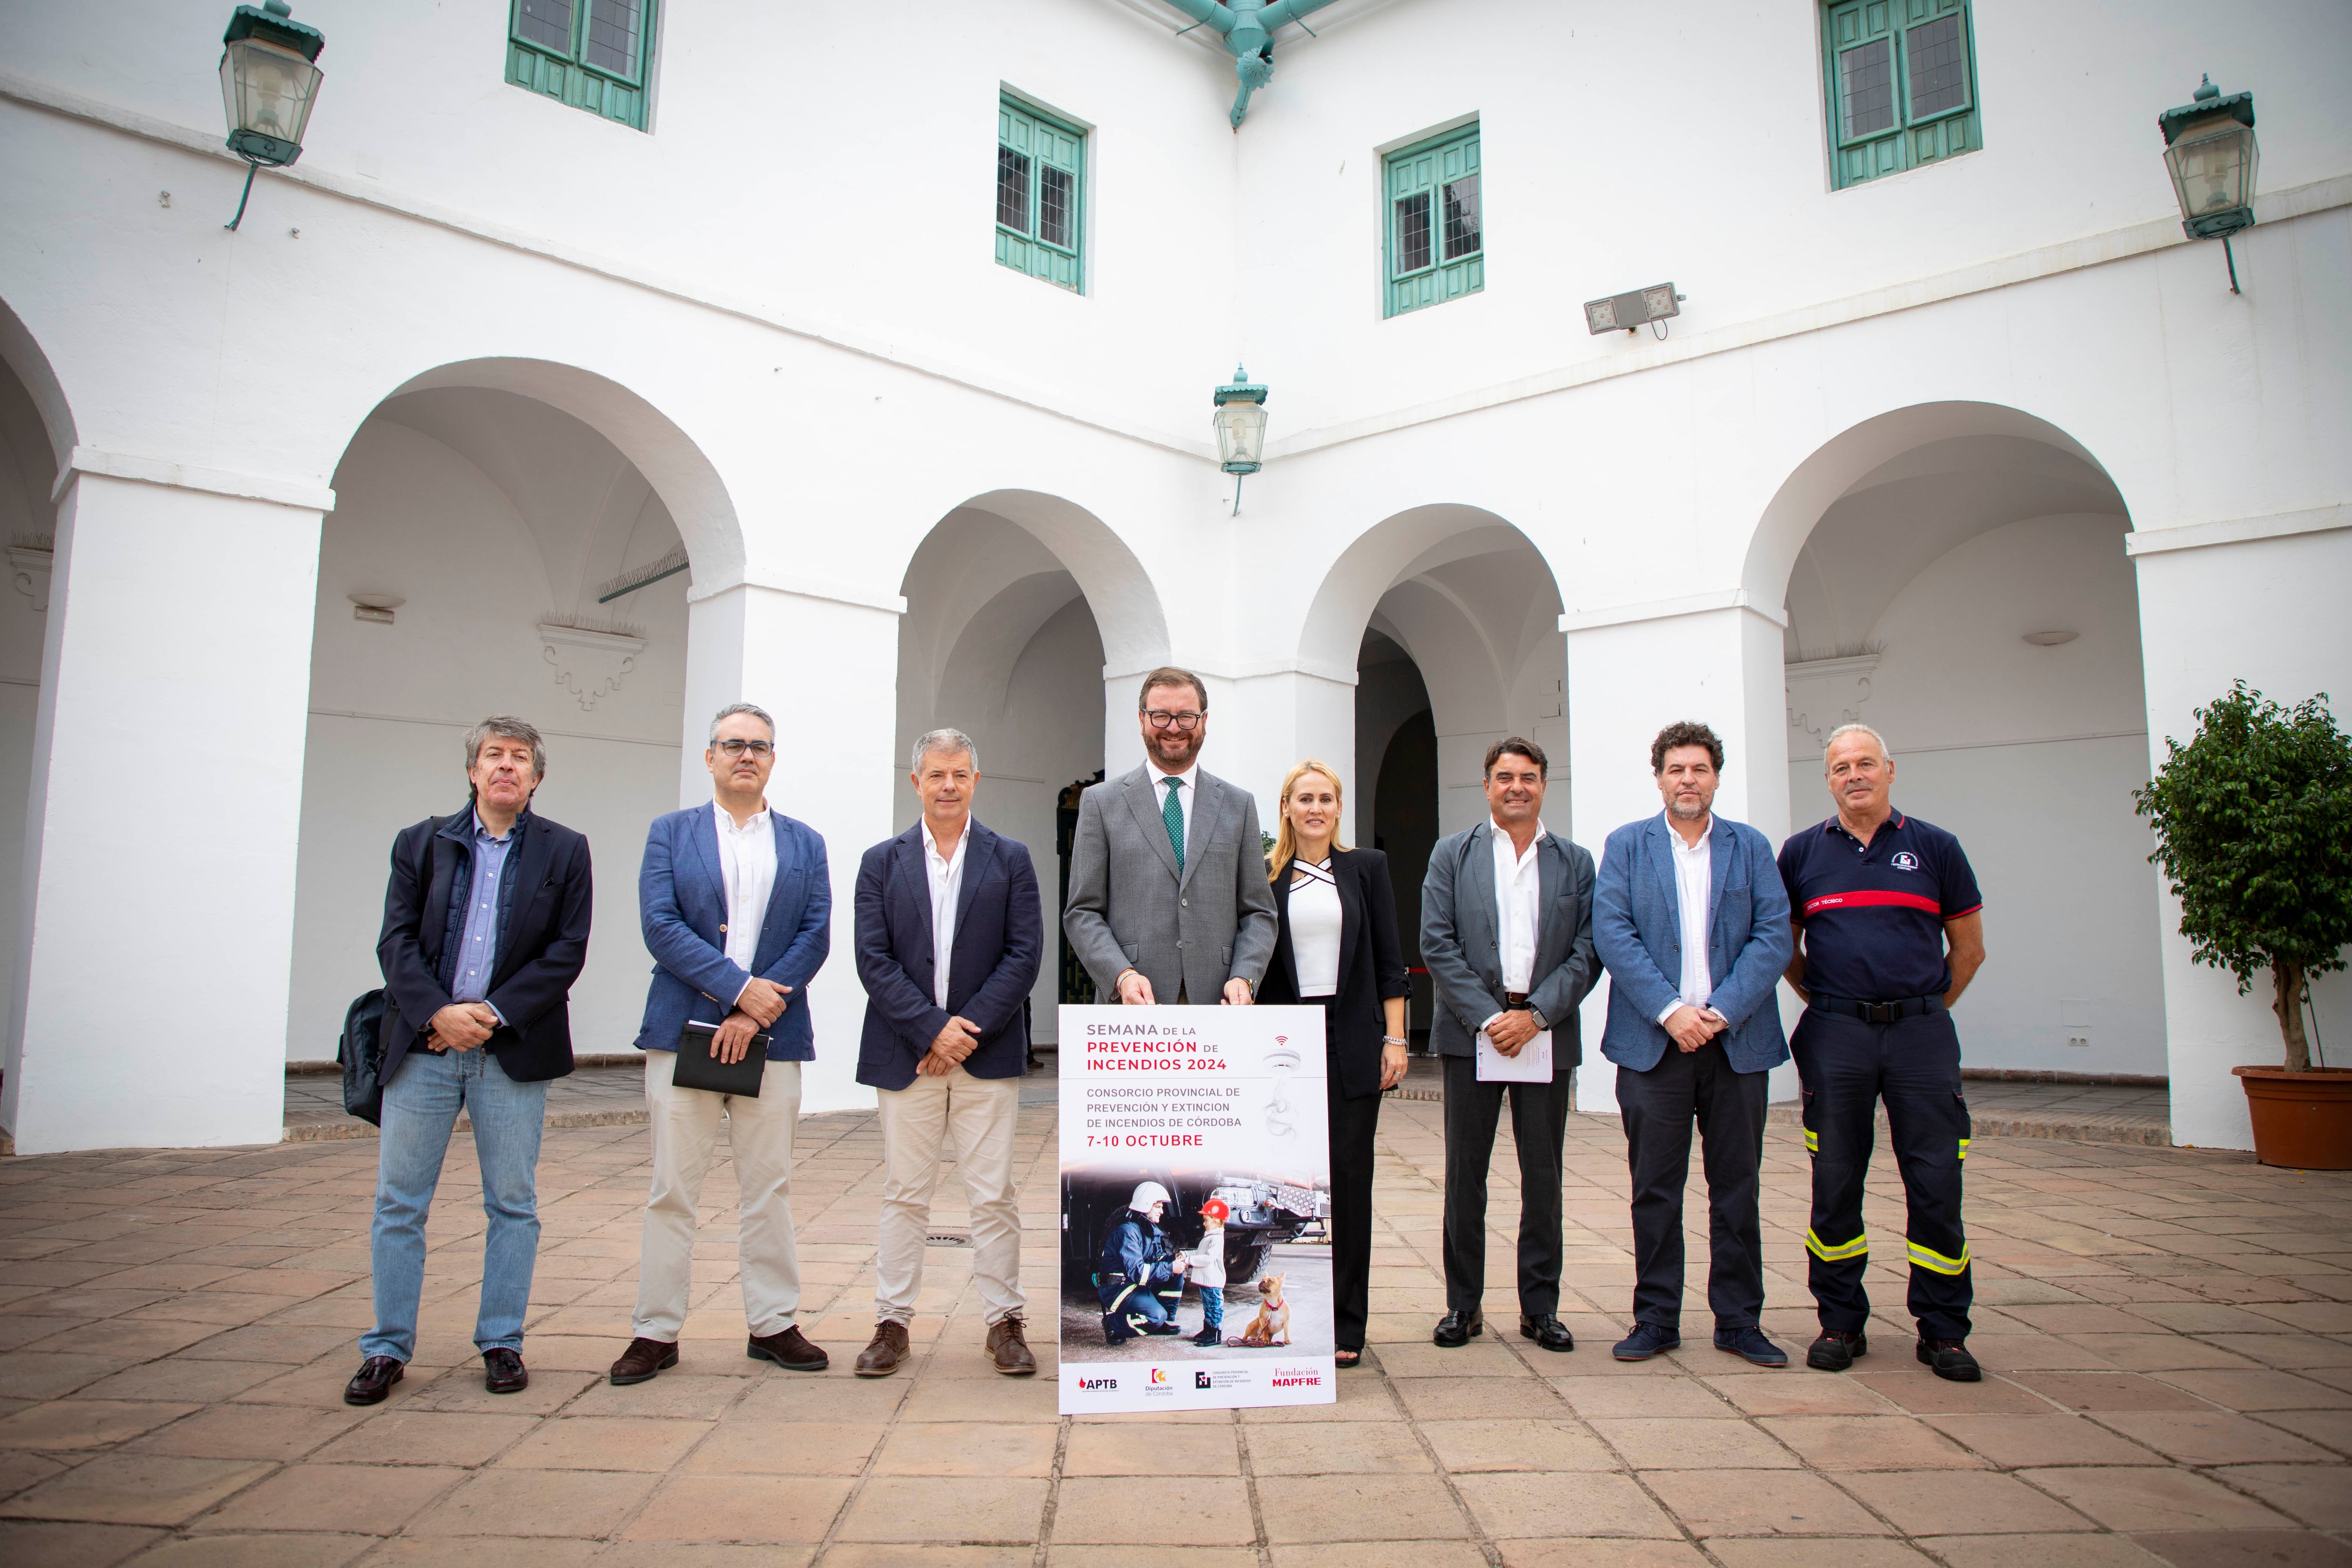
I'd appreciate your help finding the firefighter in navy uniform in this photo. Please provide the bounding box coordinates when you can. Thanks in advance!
[1779,723,1988,1383]
[1096,1181,1189,1343]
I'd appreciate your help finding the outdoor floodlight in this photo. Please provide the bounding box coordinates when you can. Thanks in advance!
[219,0,326,231]
[1585,283,1685,338]
[1214,365,1269,515]
[2158,75,2257,294]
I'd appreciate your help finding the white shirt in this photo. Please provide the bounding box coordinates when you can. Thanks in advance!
[1148,763,1198,856]
[921,816,970,1010]
[1492,818,1547,1006]
[714,800,775,1003]
[1659,811,1715,1024]
[1287,857,1342,998]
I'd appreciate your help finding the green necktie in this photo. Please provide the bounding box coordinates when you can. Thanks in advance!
[1162,776,1185,873]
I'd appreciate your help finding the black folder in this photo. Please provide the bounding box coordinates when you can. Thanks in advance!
[673,1021,769,1097]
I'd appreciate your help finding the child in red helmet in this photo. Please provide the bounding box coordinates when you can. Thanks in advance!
[1183,1198,1231,1346]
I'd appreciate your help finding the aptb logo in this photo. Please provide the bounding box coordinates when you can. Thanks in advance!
[1076,1377,1118,1390]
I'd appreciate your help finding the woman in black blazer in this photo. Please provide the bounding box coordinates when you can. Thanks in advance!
[1254,760,1412,1366]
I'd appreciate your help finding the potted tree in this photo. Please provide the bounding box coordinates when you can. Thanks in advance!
[2137,682,2352,1167]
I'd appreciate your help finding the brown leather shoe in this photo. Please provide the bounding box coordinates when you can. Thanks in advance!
[483,1346,528,1394]
[747,1324,828,1372]
[609,1337,679,1386]
[344,1355,404,1406]
[854,1319,910,1377]
[986,1315,1037,1376]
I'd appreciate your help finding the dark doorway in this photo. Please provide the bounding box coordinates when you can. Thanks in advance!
[1056,769,1104,1005]
[1373,708,1439,1049]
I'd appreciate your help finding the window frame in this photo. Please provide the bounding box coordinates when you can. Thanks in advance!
[1820,0,1980,190]
[1382,121,1484,320]
[507,0,658,132]
[995,92,1088,294]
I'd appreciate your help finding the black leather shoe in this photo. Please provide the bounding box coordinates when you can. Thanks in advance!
[1918,1338,1982,1382]
[1806,1329,1868,1371]
[483,1347,528,1394]
[343,1355,405,1406]
[1520,1314,1575,1352]
[1433,1309,1484,1347]
[746,1324,829,1372]
[1613,1323,1681,1361]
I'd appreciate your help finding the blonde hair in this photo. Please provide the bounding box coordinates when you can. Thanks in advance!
[1265,760,1350,881]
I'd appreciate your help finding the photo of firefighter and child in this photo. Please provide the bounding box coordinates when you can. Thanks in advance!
[1059,1166,1335,1360]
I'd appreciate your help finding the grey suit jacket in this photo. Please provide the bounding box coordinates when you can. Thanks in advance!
[1063,764,1279,1003]
[1420,821,1600,1061]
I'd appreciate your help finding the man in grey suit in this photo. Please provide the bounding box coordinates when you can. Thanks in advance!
[1422,737,1598,1353]
[1064,667,1278,1007]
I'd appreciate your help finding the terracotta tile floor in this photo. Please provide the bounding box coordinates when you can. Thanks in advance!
[2,1082,2347,1566]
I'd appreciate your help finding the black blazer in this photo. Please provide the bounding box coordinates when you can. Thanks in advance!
[376,803,594,1086]
[1256,847,1413,1100]
[853,819,1044,1091]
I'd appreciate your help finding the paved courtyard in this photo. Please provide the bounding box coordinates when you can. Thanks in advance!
[1,1076,2348,1568]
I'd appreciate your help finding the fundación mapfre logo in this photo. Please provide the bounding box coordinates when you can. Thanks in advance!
[1891,851,1920,871]
[1268,1367,1324,1389]
[1076,1376,1118,1391]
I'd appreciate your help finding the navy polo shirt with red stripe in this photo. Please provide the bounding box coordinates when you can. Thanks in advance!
[1777,810,1982,1003]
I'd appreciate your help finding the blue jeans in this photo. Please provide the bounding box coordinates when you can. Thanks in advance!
[1198,1284,1224,1331]
[363,1045,547,1362]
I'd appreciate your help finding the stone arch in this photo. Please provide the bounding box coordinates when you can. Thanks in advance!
[0,297,77,473]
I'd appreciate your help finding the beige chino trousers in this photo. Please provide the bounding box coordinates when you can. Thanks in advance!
[631,1050,803,1342]
[874,1065,1025,1327]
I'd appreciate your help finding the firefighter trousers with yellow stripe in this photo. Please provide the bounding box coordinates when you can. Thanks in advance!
[1793,1004,1972,1342]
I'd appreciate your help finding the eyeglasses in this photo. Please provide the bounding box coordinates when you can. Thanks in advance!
[715,739,775,758]
[1144,711,1204,732]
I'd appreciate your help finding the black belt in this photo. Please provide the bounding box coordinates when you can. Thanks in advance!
[1812,994,1944,1024]
[1504,991,1531,1008]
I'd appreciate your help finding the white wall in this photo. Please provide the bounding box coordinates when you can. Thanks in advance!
[0,359,55,1049]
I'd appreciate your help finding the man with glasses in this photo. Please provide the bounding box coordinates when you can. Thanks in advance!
[1065,666,1277,1009]
[609,703,834,1386]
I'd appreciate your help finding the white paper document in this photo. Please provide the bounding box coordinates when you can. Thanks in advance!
[1476,1026,1552,1082]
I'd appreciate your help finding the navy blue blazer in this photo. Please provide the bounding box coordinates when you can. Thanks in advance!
[853,820,1043,1091]
[1592,812,1793,1076]
[634,804,831,1060]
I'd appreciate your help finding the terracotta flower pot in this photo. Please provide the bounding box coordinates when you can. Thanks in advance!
[2234,1065,2352,1169]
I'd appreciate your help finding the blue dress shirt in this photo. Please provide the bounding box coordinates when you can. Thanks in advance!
[453,810,516,1020]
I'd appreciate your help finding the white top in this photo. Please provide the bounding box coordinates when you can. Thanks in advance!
[1660,811,1715,1024]
[1182,1227,1227,1288]
[1287,857,1342,998]
[1148,762,1198,853]
[1489,819,1548,1027]
[713,800,776,1005]
[921,816,969,1011]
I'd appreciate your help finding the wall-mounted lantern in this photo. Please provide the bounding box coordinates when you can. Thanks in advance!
[1585,283,1685,339]
[220,0,326,231]
[1213,366,1269,515]
[2158,75,2257,293]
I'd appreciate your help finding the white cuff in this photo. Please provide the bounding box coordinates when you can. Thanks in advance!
[1657,1000,1684,1027]
[1481,1012,1506,1034]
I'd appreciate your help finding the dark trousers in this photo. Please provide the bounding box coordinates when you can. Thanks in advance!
[1794,1004,1973,1341]
[1327,1069,1383,1352]
[1617,1040,1768,1331]
[1441,1051,1572,1318]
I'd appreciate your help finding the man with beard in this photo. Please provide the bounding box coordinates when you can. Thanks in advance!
[1064,667,1278,1009]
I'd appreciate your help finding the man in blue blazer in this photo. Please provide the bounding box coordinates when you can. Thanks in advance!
[609,702,833,1387]
[850,728,1043,1377]
[1593,721,1795,1367]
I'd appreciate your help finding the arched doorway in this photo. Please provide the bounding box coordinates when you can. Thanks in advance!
[1756,404,2162,1080]
[895,490,1168,1055]
[286,361,734,1069]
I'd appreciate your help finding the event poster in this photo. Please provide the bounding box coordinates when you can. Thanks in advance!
[1057,1004,1335,1413]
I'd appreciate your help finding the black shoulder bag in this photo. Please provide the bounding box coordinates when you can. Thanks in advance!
[339,818,446,1125]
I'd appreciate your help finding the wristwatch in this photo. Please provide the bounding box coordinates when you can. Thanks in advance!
[1527,1007,1549,1031]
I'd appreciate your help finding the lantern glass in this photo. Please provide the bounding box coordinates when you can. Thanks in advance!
[1215,400,1268,473]
[220,36,322,164]
[2164,114,2257,235]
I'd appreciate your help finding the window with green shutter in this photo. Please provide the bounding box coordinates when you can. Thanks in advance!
[1822,0,1980,189]
[997,96,1085,293]
[507,0,655,132]
[1384,124,1482,319]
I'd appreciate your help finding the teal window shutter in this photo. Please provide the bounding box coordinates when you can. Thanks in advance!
[997,95,1086,293]
[1822,0,1979,189]
[1384,124,1482,319]
[507,0,656,132]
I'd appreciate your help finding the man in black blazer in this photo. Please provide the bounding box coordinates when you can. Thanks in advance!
[1421,737,1599,1353]
[347,717,593,1407]
[851,728,1044,1377]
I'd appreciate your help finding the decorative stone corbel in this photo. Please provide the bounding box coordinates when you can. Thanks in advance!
[8,544,53,613]
[1785,652,1880,760]
[539,622,644,712]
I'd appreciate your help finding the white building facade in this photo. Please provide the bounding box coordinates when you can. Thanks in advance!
[0,0,2344,1156]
